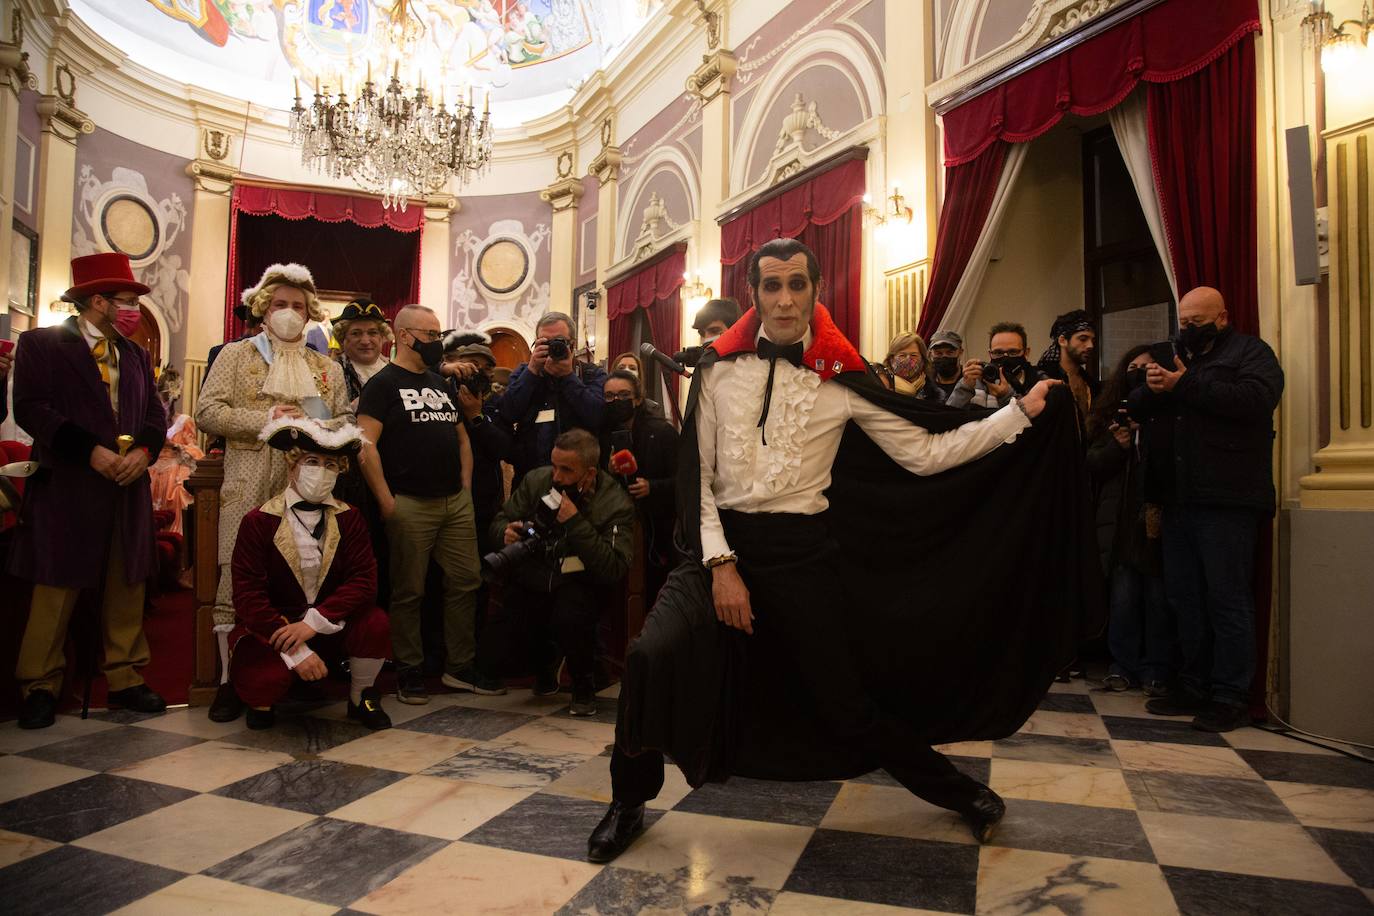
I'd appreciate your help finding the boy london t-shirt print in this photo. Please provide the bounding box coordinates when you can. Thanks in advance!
[358,363,463,497]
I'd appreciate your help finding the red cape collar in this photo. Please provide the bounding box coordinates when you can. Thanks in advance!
[708,303,865,383]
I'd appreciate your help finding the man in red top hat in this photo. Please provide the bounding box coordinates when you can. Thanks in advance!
[10,252,168,729]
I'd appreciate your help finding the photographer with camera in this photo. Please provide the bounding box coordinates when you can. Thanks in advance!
[442,333,514,549]
[1130,286,1283,733]
[500,312,607,483]
[488,429,635,717]
[947,322,1047,409]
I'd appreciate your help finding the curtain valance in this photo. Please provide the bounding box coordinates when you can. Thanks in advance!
[233,183,425,233]
[720,157,867,265]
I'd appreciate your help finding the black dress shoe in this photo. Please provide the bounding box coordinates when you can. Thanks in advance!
[347,687,392,730]
[246,707,276,730]
[1192,701,1250,733]
[18,689,57,730]
[108,684,167,714]
[1145,692,1209,717]
[208,683,245,722]
[962,786,1006,844]
[587,801,646,863]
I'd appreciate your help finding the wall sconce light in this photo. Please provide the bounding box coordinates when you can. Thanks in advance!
[583,287,600,355]
[1303,1,1372,75]
[682,271,713,300]
[863,186,914,229]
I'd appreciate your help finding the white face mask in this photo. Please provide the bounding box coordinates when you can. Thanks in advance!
[294,464,338,504]
[268,308,307,340]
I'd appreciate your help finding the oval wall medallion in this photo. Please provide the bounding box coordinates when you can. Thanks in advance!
[476,237,531,296]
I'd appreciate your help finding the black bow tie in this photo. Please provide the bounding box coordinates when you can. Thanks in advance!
[755,338,805,445]
[293,501,328,512]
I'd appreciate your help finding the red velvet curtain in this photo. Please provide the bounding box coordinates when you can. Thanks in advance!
[1147,38,1258,336]
[720,157,866,342]
[607,245,686,421]
[224,184,423,340]
[915,142,1009,339]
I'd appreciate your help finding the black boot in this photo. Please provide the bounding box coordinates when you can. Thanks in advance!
[962,786,1006,844]
[587,801,646,863]
[18,689,57,730]
[245,706,276,730]
[347,687,393,730]
[108,684,167,714]
[208,683,245,722]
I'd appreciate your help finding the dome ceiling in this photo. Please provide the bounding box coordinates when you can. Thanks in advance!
[73,0,652,126]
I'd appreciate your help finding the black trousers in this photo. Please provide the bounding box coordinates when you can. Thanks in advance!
[611,510,981,813]
[504,576,603,686]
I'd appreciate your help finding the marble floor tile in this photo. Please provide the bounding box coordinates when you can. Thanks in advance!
[1123,769,1295,822]
[205,817,448,907]
[990,799,1155,863]
[18,726,203,773]
[1269,781,1374,832]
[308,696,445,727]
[1138,811,1353,884]
[1222,727,1343,756]
[108,874,338,915]
[820,782,977,845]
[543,754,615,805]
[1015,711,1110,741]
[462,790,662,861]
[672,776,842,827]
[215,758,405,815]
[935,741,995,758]
[646,762,697,811]
[329,774,531,840]
[0,828,60,869]
[1100,715,1228,747]
[850,757,991,789]
[220,715,375,755]
[352,840,601,915]
[1037,693,1097,715]
[92,708,171,725]
[992,733,1119,769]
[989,759,1135,809]
[0,844,183,916]
[597,682,622,699]
[0,773,195,842]
[612,810,813,890]
[783,827,979,912]
[74,793,315,873]
[558,863,776,915]
[1111,740,1259,780]
[0,714,118,754]
[111,739,295,792]
[1047,679,1092,695]
[547,696,621,725]
[975,846,1178,915]
[1161,865,1374,916]
[484,715,617,755]
[396,705,536,741]
[127,706,260,739]
[1306,827,1374,888]
[318,729,478,773]
[444,689,571,715]
[1088,692,1158,720]
[769,891,945,914]
[0,754,96,803]
[1236,749,1374,791]
[422,742,590,790]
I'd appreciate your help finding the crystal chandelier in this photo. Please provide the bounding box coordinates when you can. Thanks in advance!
[287,1,493,211]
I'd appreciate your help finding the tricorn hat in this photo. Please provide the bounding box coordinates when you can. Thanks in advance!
[337,297,386,323]
[64,253,150,302]
[259,416,365,457]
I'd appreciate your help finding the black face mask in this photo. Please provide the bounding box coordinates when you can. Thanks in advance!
[932,356,959,378]
[1126,367,1148,390]
[987,355,1029,379]
[606,400,636,426]
[1178,322,1220,354]
[410,336,445,369]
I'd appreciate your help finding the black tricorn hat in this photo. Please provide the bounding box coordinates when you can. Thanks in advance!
[337,297,386,323]
[259,417,365,457]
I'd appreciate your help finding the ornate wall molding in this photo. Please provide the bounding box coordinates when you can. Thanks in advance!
[184,159,236,195]
[540,176,586,213]
[37,92,94,143]
[589,146,623,183]
[424,194,458,222]
[685,49,737,103]
[1046,0,1121,38]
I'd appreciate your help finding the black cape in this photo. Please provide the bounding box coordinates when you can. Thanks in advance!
[615,347,1105,787]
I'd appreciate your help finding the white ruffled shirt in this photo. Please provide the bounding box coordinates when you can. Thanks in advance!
[697,329,1032,563]
[279,486,344,669]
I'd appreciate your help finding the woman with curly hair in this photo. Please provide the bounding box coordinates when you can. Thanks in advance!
[878,330,936,400]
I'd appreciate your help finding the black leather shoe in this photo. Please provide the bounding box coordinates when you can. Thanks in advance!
[587,802,646,863]
[1192,701,1250,733]
[108,684,167,714]
[962,786,1006,844]
[1146,692,1209,717]
[347,687,392,730]
[246,707,276,729]
[208,683,245,722]
[18,689,57,730]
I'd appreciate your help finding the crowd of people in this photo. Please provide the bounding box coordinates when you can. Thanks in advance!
[0,241,1282,861]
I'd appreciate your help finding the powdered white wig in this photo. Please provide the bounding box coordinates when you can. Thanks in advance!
[241,263,325,322]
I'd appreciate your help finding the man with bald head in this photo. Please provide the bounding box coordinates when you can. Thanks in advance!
[1130,286,1283,733]
[357,305,505,704]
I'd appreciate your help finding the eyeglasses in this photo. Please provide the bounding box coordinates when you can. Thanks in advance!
[300,455,344,473]
[105,294,141,308]
[988,348,1024,358]
[404,328,442,342]
[604,392,636,402]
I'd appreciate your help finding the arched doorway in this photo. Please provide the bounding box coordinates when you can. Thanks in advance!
[487,327,531,369]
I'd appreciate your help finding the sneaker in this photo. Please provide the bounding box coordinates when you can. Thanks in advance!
[396,666,431,705]
[1102,673,1134,692]
[442,665,507,696]
[1143,680,1170,698]
[534,659,563,697]
[569,681,596,717]
[1192,701,1250,733]
[1145,692,1209,717]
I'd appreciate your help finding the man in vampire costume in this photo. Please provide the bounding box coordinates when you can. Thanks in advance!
[588,239,1102,862]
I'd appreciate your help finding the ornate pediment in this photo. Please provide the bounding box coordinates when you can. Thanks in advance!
[631,191,680,261]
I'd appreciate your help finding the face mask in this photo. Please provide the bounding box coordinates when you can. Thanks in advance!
[1178,322,1219,354]
[268,308,306,340]
[113,307,142,337]
[294,465,338,504]
[987,355,1027,379]
[890,353,922,382]
[606,400,635,426]
[411,336,445,369]
[932,356,959,378]
[1126,367,1148,390]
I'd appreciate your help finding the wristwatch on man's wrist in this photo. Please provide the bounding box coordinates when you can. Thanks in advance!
[704,552,737,570]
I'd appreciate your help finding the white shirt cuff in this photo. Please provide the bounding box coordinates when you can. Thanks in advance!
[280,645,314,670]
[700,528,734,567]
[995,401,1033,441]
[303,607,344,635]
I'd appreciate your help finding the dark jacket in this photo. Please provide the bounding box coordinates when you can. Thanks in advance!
[10,317,166,587]
[463,394,516,550]
[1129,328,1283,515]
[601,409,679,565]
[499,362,607,481]
[1086,425,1158,577]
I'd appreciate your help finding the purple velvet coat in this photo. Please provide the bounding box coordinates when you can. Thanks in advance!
[9,317,166,588]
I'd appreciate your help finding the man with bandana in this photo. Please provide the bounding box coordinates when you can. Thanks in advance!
[1036,309,1099,420]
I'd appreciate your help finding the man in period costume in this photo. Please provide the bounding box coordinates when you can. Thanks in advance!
[196,263,350,723]
[334,297,392,410]
[587,239,1102,862]
[10,253,168,729]
[229,416,391,730]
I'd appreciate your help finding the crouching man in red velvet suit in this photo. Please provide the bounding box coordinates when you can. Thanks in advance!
[229,416,392,730]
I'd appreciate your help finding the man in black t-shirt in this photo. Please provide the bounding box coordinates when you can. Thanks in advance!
[357,305,505,704]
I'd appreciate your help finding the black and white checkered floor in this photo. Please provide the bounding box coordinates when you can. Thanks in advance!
[2,679,1372,915]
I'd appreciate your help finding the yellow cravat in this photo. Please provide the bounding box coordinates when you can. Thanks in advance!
[91,337,119,411]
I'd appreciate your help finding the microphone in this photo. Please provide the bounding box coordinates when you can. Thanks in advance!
[639,341,687,375]
[609,449,638,478]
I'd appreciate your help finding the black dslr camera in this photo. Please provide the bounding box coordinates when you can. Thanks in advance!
[546,336,572,361]
[481,488,568,581]
[458,369,492,400]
